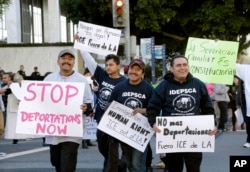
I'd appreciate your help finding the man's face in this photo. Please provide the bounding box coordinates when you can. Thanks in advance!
[2,74,11,84]
[170,57,189,82]
[128,65,144,84]
[57,54,75,72]
[105,59,120,75]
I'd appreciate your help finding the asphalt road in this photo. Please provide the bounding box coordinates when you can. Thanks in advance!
[1,131,250,172]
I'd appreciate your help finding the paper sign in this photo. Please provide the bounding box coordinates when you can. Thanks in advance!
[235,108,244,125]
[185,37,239,85]
[156,115,215,153]
[98,101,154,152]
[74,21,121,56]
[16,81,85,137]
[83,116,97,140]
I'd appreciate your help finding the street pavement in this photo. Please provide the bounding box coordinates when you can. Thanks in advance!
[0,130,250,172]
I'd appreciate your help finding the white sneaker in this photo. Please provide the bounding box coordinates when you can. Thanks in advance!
[243,142,250,148]
[0,152,6,157]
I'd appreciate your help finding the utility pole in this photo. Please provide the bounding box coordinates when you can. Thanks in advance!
[124,0,130,63]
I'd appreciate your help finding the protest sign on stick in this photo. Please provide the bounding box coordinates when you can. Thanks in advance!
[98,101,154,152]
[156,115,215,153]
[16,80,85,137]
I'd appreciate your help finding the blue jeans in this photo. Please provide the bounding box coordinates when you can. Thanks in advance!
[121,143,148,172]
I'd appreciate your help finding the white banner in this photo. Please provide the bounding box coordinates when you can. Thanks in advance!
[83,116,97,140]
[16,81,85,137]
[156,115,215,153]
[74,21,122,56]
[98,101,154,152]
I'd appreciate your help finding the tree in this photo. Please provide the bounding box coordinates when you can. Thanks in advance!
[60,0,250,54]
[0,0,11,17]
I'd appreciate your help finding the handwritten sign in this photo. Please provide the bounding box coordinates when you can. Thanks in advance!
[16,81,85,137]
[74,21,121,56]
[185,37,239,85]
[83,116,97,140]
[98,101,154,152]
[156,115,215,153]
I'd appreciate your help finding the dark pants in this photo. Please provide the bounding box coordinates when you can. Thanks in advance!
[245,116,250,143]
[96,129,109,171]
[217,101,228,129]
[162,152,202,172]
[105,136,120,172]
[50,142,79,172]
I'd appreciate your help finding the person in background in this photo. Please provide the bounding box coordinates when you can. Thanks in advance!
[235,63,250,148]
[228,76,240,131]
[17,65,26,79]
[44,49,93,171]
[30,66,41,80]
[82,67,98,149]
[147,55,217,172]
[211,84,230,132]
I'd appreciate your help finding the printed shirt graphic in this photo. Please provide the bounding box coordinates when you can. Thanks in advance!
[109,80,153,112]
[173,94,196,114]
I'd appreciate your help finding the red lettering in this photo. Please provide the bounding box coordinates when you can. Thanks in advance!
[36,123,46,134]
[24,83,36,101]
[36,123,67,135]
[50,84,63,103]
[21,111,29,122]
[37,83,52,102]
[65,85,78,105]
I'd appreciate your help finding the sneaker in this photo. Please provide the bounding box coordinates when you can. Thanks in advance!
[0,152,7,157]
[243,142,250,148]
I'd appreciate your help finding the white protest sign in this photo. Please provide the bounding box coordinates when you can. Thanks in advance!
[98,101,154,152]
[83,116,97,140]
[16,81,85,137]
[156,115,215,153]
[74,21,122,56]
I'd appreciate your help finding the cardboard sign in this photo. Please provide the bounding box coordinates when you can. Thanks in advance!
[156,115,215,153]
[98,101,154,152]
[185,37,239,85]
[16,81,85,137]
[74,21,121,56]
[83,116,97,140]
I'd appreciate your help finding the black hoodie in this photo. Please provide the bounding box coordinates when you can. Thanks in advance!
[147,72,215,127]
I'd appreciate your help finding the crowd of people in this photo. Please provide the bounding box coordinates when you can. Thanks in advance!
[0,44,249,172]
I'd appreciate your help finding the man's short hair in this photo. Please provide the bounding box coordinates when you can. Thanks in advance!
[105,54,120,65]
[170,55,188,67]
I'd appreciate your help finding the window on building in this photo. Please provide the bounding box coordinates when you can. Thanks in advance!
[21,0,43,43]
[0,6,7,43]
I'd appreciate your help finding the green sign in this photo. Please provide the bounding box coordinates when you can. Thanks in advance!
[185,37,239,85]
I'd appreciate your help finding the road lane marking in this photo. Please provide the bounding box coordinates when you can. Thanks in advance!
[0,147,49,160]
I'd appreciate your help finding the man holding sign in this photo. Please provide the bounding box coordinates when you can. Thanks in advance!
[147,55,217,172]
[44,49,93,172]
[107,59,154,172]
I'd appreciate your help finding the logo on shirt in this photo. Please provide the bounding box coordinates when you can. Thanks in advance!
[173,94,196,113]
[124,97,142,109]
[98,87,112,109]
